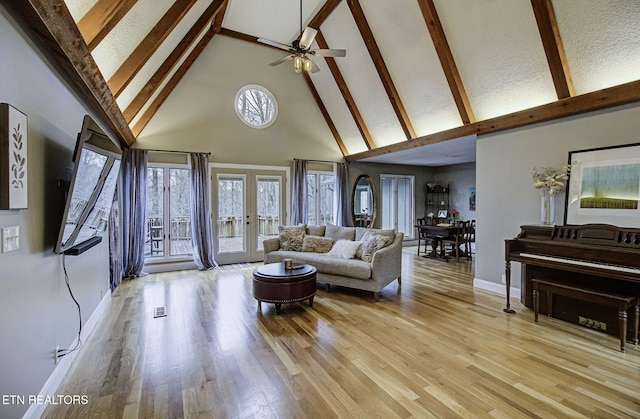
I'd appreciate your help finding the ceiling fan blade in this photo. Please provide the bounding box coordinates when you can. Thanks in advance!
[299,26,318,50]
[311,48,346,58]
[268,55,294,67]
[258,38,292,52]
[307,58,320,73]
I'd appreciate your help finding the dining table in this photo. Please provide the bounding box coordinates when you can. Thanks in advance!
[415,223,461,262]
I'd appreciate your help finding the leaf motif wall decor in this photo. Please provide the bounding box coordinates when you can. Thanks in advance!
[1,103,28,209]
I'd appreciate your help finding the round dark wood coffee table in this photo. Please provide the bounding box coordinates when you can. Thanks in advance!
[252,263,317,314]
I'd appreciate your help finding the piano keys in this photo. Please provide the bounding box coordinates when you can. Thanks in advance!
[505,224,640,341]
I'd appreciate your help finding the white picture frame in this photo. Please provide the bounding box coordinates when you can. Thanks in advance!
[0,103,28,209]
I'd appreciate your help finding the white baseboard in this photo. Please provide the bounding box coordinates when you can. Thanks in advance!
[473,277,521,300]
[23,292,111,419]
[143,259,196,274]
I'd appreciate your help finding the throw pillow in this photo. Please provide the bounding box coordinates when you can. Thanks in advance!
[358,232,391,262]
[326,239,361,259]
[325,223,356,241]
[302,235,334,253]
[278,224,306,251]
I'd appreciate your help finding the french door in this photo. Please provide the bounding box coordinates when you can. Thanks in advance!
[212,168,285,264]
[381,174,415,239]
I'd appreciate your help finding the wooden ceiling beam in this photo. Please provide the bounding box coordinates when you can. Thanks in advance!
[211,0,228,32]
[346,79,640,162]
[218,27,267,46]
[132,26,217,137]
[530,0,575,99]
[124,0,227,123]
[108,0,198,98]
[316,31,375,150]
[303,73,348,156]
[3,0,135,147]
[77,0,138,51]
[308,0,343,29]
[417,0,475,125]
[346,0,416,140]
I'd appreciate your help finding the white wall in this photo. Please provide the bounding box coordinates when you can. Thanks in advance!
[0,7,111,418]
[475,102,640,289]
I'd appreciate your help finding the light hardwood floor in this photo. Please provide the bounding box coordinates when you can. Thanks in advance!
[45,248,640,418]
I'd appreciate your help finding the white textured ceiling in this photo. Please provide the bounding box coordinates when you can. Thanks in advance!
[63,0,640,166]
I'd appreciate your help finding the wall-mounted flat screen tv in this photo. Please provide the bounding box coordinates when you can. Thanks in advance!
[54,115,122,255]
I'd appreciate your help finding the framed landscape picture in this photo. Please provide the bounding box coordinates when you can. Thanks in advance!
[564,142,640,227]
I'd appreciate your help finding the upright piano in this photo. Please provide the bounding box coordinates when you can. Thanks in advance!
[505,224,640,339]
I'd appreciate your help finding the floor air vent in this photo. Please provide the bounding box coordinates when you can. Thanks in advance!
[154,306,167,318]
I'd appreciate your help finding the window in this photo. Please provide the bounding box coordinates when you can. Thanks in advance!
[234,84,277,128]
[307,172,335,225]
[381,175,415,239]
[145,165,192,259]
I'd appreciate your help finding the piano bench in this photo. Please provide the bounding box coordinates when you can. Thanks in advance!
[531,278,639,352]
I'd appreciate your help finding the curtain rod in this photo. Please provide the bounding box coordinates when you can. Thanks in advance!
[141,148,211,155]
[294,158,346,164]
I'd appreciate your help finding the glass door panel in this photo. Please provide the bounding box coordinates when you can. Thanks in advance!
[256,176,281,251]
[397,177,413,237]
[217,174,246,256]
[146,167,164,257]
[169,168,192,256]
[381,175,414,239]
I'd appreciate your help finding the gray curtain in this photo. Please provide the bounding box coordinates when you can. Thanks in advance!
[121,148,148,278]
[291,159,308,225]
[108,183,122,291]
[189,153,217,270]
[335,162,349,226]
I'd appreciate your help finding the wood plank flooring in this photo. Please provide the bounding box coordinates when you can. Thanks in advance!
[44,248,640,418]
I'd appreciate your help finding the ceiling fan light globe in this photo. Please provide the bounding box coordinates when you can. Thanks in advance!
[303,58,312,72]
[293,56,303,73]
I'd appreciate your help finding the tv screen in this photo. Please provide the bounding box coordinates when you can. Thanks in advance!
[54,115,122,255]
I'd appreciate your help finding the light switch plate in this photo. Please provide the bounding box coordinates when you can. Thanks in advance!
[2,226,19,253]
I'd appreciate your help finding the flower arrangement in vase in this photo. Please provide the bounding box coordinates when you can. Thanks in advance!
[532,165,571,225]
[448,208,460,223]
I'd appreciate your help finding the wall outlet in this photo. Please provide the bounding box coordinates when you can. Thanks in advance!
[501,274,506,284]
[54,345,60,364]
[1,226,20,253]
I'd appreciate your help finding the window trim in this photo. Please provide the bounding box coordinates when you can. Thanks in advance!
[307,170,336,226]
[234,84,278,129]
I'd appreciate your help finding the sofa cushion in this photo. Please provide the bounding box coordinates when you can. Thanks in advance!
[358,232,391,262]
[326,239,361,259]
[301,235,334,253]
[263,250,371,280]
[278,224,306,251]
[306,225,326,236]
[325,223,356,241]
[314,256,371,279]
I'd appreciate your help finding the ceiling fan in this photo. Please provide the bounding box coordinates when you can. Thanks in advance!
[257,0,346,73]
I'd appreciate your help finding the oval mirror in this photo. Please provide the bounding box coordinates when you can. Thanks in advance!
[351,174,376,228]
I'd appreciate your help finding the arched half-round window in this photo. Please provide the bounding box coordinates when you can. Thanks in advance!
[234,84,278,128]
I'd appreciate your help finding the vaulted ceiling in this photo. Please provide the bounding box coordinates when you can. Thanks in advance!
[7,0,640,164]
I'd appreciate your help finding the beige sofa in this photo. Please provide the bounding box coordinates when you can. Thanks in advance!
[263,224,403,301]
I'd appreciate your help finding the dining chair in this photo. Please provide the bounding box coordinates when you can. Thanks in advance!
[464,219,476,260]
[416,217,431,256]
[442,220,470,261]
